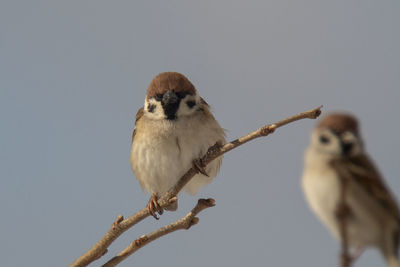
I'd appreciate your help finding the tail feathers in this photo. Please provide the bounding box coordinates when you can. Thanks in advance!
[384,225,400,267]
[387,255,400,267]
[392,227,400,267]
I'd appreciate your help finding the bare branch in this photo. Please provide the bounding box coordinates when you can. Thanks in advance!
[70,105,323,267]
[102,198,215,267]
[160,105,322,208]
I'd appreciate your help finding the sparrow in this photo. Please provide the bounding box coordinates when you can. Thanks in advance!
[130,72,226,219]
[302,113,400,267]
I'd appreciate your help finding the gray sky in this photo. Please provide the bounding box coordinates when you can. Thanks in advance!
[1,1,399,266]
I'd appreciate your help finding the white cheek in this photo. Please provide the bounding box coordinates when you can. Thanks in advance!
[144,98,165,120]
[311,130,342,156]
[326,139,342,155]
[176,94,200,117]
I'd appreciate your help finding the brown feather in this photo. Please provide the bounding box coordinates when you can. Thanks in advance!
[330,155,400,222]
[146,72,196,99]
[131,107,144,143]
[318,113,360,136]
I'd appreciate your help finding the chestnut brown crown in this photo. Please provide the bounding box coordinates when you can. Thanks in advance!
[317,113,360,137]
[146,72,196,99]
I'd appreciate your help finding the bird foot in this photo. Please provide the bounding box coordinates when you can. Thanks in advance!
[147,193,163,220]
[193,159,209,177]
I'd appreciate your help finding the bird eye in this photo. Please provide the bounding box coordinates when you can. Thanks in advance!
[154,94,163,101]
[319,135,330,144]
[186,101,196,108]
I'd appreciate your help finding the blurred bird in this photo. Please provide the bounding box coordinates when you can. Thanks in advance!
[130,72,225,218]
[302,113,400,267]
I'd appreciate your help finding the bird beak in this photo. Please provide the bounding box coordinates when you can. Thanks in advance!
[161,91,180,120]
[162,91,178,106]
[341,141,353,156]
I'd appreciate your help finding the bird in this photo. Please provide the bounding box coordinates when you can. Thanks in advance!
[130,72,226,219]
[302,113,400,267]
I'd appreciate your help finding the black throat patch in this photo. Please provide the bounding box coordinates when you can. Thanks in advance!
[161,99,180,120]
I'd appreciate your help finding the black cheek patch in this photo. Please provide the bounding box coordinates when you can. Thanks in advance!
[319,135,330,144]
[147,104,156,113]
[186,101,196,108]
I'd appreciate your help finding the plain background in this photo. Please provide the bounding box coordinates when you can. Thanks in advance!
[1,1,399,266]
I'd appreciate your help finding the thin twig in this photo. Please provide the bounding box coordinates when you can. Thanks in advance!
[70,105,322,267]
[102,198,215,267]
